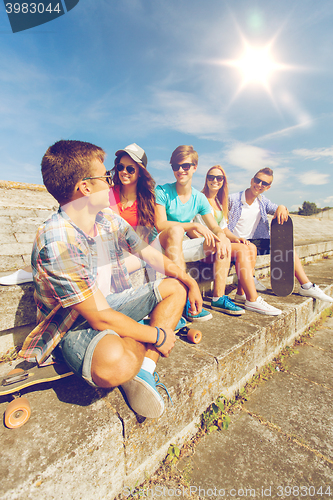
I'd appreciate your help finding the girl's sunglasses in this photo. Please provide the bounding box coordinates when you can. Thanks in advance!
[116,163,136,175]
[207,174,224,182]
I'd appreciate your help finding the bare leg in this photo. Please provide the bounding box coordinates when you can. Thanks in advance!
[91,279,186,386]
[211,247,231,297]
[158,226,186,271]
[231,242,257,302]
[294,252,310,285]
[91,335,145,388]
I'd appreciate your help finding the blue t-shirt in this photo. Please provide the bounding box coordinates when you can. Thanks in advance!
[155,182,211,223]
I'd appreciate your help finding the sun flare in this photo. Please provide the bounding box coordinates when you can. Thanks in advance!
[235,46,280,86]
[219,41,290,92]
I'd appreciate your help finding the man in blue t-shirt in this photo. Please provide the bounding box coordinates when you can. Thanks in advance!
[155,145,244,320]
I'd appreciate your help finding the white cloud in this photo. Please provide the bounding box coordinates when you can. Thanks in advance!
[298,170,329,185]
[225,143,279,172]
[138,90,227,140]
[324,195,333,204]
[293,147,333,163]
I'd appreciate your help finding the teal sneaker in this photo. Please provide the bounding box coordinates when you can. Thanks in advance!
[121,369,172,418]
[211,295,245,316]
[183,298,212,322]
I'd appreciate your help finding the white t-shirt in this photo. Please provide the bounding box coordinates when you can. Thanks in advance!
[232,191,261,239]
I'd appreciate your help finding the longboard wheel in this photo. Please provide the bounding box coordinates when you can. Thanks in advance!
[5,397,31,429]
[7,368,25,376]
[187,328,202,344]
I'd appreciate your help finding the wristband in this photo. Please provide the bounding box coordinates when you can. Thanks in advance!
[154,327,160,346]
[155,327,167,348]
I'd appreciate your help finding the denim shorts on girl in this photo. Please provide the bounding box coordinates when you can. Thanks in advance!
[54,279,163,386]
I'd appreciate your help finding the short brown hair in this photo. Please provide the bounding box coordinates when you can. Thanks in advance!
[254,167,273,178]
[170,145,198,167]
[41,140,105,204]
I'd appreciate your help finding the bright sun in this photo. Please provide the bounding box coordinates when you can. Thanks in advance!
[235,46,280,87]
[219,41,289,92]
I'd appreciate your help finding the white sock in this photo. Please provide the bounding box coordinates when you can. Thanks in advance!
[212,296,222,302]
[141,357,156,375]
[301,282,312,290]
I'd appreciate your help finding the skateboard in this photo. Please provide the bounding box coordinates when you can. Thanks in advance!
[0,362,73,429]
[175,321,202,344]
[270,216,294,296]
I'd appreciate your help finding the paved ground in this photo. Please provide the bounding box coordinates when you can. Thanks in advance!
[127,312,333,500]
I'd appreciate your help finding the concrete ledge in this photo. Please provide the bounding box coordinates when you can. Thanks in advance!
[1,241,333,358]
[1,257,332,499]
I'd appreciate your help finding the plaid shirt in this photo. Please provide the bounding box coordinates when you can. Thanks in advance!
[228,191,278,239]
[19,207,142,365]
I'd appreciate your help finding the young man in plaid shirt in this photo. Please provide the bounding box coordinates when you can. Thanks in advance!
[20,140,202,419]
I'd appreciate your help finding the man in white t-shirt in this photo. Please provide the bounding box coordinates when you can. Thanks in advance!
[229,168,333,303]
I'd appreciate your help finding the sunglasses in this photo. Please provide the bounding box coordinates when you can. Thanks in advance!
[83,170,112,186]
[253,176,271,187]
[171,162,195,172]
[116,163,136,175]
[207,174,224,182]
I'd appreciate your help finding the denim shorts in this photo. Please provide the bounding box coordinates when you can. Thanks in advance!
[249,238,271,256]
[54,279,163,387]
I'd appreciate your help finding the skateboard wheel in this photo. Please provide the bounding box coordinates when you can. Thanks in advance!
[187,328,202,344]
[7,368,25,376]
[5,397,31,429]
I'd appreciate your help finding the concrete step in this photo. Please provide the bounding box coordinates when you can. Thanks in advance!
[1,241,333,360]
[0,256,332,500]
[0,183,57,273]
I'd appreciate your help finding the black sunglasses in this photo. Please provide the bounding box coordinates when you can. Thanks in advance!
[82,170,112,186]
[171,162,195,172]
[253,176,271,187]
[207,174,224,182]
[116,163,136,175]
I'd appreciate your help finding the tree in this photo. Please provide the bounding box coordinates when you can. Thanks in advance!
[298,201,321,216]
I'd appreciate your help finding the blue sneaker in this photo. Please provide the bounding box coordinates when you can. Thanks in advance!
[121,369,171,418]
[183,298,212,322]
[211,295,245,316]
[175,316,187,330]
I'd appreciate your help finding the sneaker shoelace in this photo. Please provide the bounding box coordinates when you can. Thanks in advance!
[225,296,237,307]
[154,372,173,405]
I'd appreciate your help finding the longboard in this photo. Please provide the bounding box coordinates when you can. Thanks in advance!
[0,362,73,429]
[270,216,294,296]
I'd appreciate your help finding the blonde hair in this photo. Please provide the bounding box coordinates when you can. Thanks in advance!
[202,165,228,221]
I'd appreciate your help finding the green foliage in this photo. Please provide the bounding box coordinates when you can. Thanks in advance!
[298,201,321,216]
[165,444,181,465]
[201,397,231,433]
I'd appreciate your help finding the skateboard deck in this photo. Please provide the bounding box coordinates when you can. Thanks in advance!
[0,362,73,428]
[270,216,294,296]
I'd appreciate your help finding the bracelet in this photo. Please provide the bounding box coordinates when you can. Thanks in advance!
[155,327,167,348]
[154,327,160,346]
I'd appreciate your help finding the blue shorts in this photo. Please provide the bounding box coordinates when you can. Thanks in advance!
[54,279,163,387]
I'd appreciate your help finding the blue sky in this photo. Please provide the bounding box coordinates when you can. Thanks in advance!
[1,0,333,211]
